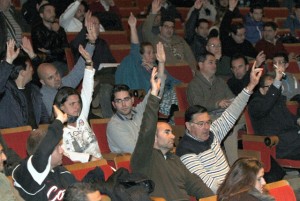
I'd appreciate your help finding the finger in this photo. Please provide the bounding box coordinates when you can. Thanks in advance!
[251,61,257,70]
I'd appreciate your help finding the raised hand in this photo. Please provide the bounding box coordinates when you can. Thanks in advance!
[6,39,20,64]
[194,0,203,9]
[229,0,238,11]
[86,16,97,43]
[21,37,36,59]
[247,61,263,91]
[150,67,161,96]
[156,42,166,64]
[128,12,137,28]
[151,0,161,14]
[255,51,266,67]
[53,105,68,124]
[84,10,92,28]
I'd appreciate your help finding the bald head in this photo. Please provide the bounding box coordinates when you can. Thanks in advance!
[37,63,62,89]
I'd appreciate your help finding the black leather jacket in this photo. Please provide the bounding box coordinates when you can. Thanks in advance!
[31,22,69,62]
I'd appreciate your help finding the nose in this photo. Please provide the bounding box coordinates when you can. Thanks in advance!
[170,133,175,139]
[261,178,266,186]
[59,145,64,154]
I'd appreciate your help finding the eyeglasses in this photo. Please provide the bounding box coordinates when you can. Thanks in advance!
[273,61,286,65]
[190,120,212,128]
[114,97,131,104]
[207,44,221,48]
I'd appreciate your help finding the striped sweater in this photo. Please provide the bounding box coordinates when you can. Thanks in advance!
[176,88,251,193]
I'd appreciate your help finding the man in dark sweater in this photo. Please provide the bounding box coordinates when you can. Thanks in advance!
[131,43,214,200]
[12,105,76,201]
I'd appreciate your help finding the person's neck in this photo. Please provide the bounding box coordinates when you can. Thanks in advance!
[265,38,276,45]
[43,20,52,30]
[15,78,26,89]
[201,72,214,83]
[159,34,171,42]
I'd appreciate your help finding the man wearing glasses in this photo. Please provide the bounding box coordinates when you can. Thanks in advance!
[248,64,300,160]
[177,64,263,193]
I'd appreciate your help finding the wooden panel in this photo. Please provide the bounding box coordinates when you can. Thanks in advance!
[264,7,289,19]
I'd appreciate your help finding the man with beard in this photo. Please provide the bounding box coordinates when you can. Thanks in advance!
[31,3,69,76]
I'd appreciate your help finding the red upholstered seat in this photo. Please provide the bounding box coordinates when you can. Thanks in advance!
[265,180,296,201]
[90,119,111,154]
[1,126,32,159]
[165,65,193,83]
[174,83,189,112]
[114,153,131,172]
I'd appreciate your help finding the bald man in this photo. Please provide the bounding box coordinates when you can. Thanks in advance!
[38,43,94,116]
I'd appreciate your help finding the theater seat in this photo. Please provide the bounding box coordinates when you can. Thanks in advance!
[265,180,296,201]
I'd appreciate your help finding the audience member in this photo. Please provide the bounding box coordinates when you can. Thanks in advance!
[21,0,48,27]
[0,142,24,201]
[187,52,235,120]
[185,0,209,61]
[250,0,279,7]
[31,3,69,76]
[284,3,300,36]
[53,44,102,163]
[64,182,102,201]
[116,13,180,116]
[255,22,288,60]
[244,3,263,45]
[0,39,49,129]
[220,0,257,59]
[131,67,214,200]
[227,51,266,95]
[48,0,73,18]
[177,65,262,192]
[59,0,96,32]
[272,52,300,100]
[206,36,231,76]
[88,0,120,17]
[146,0,183,21]
[107,42,167,153]
[249,72,300,160]
[214,0,229,26]
[12,105,77,200]
[143,0,197,73]
[0,0,30,54]
[37,22,96,117]
[217,157,275,201]
[137,10,161,43]
[186,0,217,23]
[71,13,116,118]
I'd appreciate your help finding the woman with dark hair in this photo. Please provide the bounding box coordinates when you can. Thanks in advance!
[217,157,275,201]
[54,40,102,163]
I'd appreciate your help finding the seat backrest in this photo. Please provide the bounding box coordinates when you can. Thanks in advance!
[1,126,32,159]
[151,197,167,201]
[66,32,79,43]
[89,119,111,153]
[65,159,114,181]
[171,125,185,147]
[114,153,131,172]
[243,107,255,134]
[174,111,185,125]
[100,31,129,45]
[65,48,75,72]
[110,44,131,63]
[165,65,193,83]
[265,180,296,201]
[198,195,217,201]
[264,7,289,19]
[287,101,298,115]
[174,83,189,112]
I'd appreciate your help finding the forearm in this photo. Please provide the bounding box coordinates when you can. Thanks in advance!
[80,68,95,118]
[142,14,157,42]
[59,1,80,27]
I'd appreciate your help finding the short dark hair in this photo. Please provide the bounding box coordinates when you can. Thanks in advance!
[259,73,275,88]
[139,42,154,55]
[230,23,244,35]
[185,105,208,122]
[197,51,215,63]
[272,52,289,63]
[38,3,54,13]
[263,21,278,30]
[80,1,89,12]
[10,52,30,80]
[196,18,209,29]
[160,14,175,26]
[250,3,263,13]
[26,129,47,156]
[230,53,249,67]
[111,84,132,102]
[53,87,82,110]
[64,182,99,201]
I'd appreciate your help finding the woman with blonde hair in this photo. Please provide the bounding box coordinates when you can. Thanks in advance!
[217,157,275,201]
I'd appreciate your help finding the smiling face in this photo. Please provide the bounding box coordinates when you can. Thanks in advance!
[185,112,211,141]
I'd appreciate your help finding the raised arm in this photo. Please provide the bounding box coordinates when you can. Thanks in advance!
[185,0,203,44]
[128,12,139,44]
[59,0,81,29]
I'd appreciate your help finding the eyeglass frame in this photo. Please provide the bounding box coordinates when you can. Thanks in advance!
[190,120,213,128]
[114,96,132,104]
